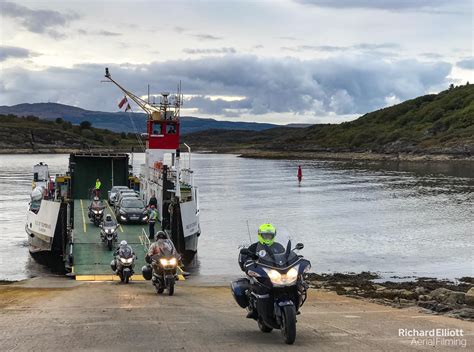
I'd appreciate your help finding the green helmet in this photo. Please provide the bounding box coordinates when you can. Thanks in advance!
[258,223,276,246]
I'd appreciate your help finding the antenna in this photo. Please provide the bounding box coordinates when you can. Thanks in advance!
[246,220,252,243]
[147,84,150,104]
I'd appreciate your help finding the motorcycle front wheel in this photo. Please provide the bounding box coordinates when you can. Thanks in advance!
[168,282,175,296]
[258,319,273,333]
[281,305,296,345]
[107,239,112,250]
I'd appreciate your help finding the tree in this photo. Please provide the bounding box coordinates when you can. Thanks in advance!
[449,83,454,90]
[120,132,127,139]
[80,120,92,129]
[55,117,63,124]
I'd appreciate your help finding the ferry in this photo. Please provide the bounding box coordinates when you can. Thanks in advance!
[25,69,200,278]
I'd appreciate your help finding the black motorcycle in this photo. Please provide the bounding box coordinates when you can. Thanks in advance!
[231,239,311,345]
[111,245,136,283]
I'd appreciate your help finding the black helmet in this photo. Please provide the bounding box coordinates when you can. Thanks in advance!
[155,231,167,240]
[105,214,112,221]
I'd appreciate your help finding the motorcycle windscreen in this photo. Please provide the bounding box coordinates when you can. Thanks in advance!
[255,241,298,268]
[119,246,133,258]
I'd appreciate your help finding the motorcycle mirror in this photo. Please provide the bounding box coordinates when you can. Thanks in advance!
[294,243,304,250]
[240,248,250,256]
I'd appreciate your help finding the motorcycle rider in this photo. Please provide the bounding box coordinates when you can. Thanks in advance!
[102,214,116,227]
[89,196,104,218]
[90,196,102,209]
[113,240,135,273]
[145,231,178,283]
[239,223,284,319]
[146,231,177,262]
[114,240,134,257]
[239,223,284,270]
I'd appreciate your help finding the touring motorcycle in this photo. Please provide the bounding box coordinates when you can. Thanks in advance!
[231,235,311,344]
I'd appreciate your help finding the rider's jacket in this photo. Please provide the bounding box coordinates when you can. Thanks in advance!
[148,239,176,257]
[239,242,285,270]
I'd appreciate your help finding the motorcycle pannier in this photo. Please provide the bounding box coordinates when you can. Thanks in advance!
[142,265,152,280]
[231,278,250,308]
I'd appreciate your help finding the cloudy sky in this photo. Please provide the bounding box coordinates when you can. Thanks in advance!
[1,0,472,124]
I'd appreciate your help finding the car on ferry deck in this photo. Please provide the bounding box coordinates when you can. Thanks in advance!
[108,186,130,205]
[114,189,139,208]
[115,197,148,224]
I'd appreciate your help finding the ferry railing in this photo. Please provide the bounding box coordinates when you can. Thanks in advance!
[180,168,194,187]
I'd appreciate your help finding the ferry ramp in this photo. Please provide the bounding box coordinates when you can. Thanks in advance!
[72,199,154,281]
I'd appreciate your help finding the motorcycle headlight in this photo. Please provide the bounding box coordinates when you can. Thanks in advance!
[93,210,99,214]
[106,229,112,234]
[98,209,104,214]
[263,265,299,286]
[120,257,127,263]
[160,258,177,267]
[120,257,133,264]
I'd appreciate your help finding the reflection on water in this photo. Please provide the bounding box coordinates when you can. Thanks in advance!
[0,154,472,281]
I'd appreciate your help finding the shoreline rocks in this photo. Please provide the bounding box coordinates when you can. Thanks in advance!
[305,272,474,321]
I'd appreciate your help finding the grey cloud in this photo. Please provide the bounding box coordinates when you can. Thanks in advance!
[183,47,236,54]
[294,0,465,11]
[98,30,122,37]
[0,46,38,62]
[191,33,222,40]
[0,55,451,120]
[77,29,122,36]
[421,52,444,59]
[1,1,79,38]
[187,96,251,116]
[282,43,399,53]
[456,57,474,70]
[173,26,187,33]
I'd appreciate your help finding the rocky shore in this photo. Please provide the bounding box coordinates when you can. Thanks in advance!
[305,272,474,321]
[236,150,474,162]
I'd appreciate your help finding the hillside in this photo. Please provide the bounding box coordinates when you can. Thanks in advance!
[0,103,280,134]
[0,114,140,153]
[183,84,474,158]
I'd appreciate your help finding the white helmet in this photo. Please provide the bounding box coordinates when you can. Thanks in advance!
[120,240,127,246]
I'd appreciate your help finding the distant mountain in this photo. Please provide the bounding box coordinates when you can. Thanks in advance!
[0,103,288,135]
[183,84,474,156]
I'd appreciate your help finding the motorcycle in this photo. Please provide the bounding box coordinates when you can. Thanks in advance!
[231,236,311,345]
[99,223,118,250]
[146,253,179,296]
[88,204,105,226]
[110,245,136,283]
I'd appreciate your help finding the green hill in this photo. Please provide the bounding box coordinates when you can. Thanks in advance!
[183,84,474,157]
[0,114,140,153]
[0,103,282,134]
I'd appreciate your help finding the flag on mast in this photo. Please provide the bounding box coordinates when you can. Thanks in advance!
[125,103,131,112]
[118,96,127,109]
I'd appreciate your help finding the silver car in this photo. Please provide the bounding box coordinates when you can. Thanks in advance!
[108,186,130,205]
